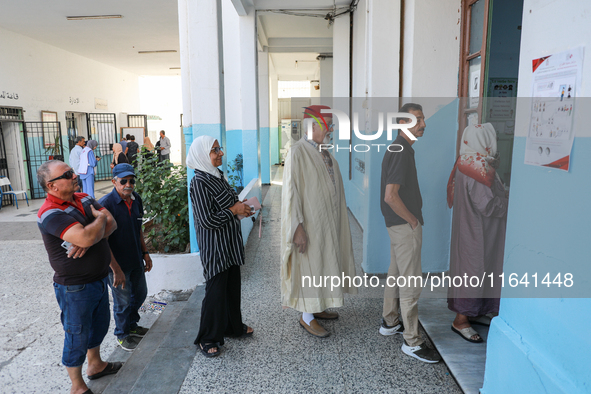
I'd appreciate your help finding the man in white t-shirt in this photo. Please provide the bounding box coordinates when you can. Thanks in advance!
[68,136,85,191]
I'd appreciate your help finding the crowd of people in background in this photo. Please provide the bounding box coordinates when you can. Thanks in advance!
[67,130,171,198]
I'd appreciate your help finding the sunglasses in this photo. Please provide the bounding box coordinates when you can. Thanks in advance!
[211,147,224,154]
[48,169,75,183]
[119,178,136,185]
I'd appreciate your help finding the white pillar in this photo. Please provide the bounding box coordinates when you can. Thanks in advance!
[178,0,225,253]
[239,11,260,185]
[258,48,271,184]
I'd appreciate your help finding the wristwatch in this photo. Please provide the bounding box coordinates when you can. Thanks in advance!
[142,251,149,255]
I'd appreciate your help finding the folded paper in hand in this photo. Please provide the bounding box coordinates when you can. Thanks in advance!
[238,196,261,220]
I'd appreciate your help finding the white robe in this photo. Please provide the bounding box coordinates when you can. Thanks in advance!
[280,139,357,313]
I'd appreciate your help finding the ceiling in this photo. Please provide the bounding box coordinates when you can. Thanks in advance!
[0,0,351,78]
[0,0,181,76]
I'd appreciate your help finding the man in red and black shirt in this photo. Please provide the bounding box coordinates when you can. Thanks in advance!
[37,160,126,394]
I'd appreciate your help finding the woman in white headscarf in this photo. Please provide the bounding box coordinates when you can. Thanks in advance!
[187,135,254,358]
[446,123,508,343]
[78,139,101,198]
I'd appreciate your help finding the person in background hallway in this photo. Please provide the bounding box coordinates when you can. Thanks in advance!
[280,105,357,338]
[446,123,508,343]
[36,160,125,394]
[158,130,171,162]
[78,140,100,198]
[119,137,128,157]
[126,135,139,165]
[143,137,156,162]
[187,135,254,358]
[111,143,129,171]
[69,136,85,192]
[143,137,155,152]
[380,103,440,363]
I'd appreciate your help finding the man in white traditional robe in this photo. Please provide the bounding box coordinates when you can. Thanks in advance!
[280,105,357,338]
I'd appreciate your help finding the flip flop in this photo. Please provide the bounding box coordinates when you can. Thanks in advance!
[451,325,483,343]
[83,390,94,394]
[468,315,492,327]
[87,362,123,380]
[199,342,221,358]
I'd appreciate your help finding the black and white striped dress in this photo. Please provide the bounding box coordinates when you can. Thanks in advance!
[189,169,245,281]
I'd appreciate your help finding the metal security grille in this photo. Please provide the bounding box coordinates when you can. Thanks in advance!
[66,113,77,151]
[127,114,147,134]
[0,107,24,121]
[87,113,116,181]
[0,123,12,206]
[23,121,63,199]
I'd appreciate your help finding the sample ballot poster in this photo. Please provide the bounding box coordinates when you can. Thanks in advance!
[525,46,584,171]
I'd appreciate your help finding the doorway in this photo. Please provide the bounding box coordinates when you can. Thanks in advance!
[458,0,523,186]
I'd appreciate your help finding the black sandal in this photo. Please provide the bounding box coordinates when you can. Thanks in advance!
[199,342,221,358]
[241,324,254,337]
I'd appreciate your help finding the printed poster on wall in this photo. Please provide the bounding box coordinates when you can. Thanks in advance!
[525,46,584,171]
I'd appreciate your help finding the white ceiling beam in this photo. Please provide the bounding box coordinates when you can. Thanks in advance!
[267,37,332,48]
[257,14,268,48]
[268,47,333,53]
[231,0,248,16]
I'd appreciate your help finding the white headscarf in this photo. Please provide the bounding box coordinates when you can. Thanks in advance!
[186,135,221,178]
[460,123,497,158]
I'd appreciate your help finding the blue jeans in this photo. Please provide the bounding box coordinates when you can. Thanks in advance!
[108,267,147,340]
[53,277,110,367]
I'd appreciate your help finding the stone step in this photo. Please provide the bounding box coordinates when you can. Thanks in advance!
[89,286,204,394]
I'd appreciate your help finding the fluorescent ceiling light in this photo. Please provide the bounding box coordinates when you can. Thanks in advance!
[67,15,122,20]
[138,50,177,54]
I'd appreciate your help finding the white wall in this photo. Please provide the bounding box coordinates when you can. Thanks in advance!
[222,0,244,132]
[0,27,140,126]
[333,16,350,98]
[402,0,461,99]
[320,57,333,98]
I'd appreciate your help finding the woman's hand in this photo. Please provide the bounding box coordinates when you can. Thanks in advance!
[229,201,252,217]
[110,163,115,169]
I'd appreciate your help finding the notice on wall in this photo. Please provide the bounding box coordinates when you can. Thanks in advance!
[94,98,108,110]
[486,78,518,134]
[525,46,584,171]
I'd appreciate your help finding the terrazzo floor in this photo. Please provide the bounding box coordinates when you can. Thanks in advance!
[179,166,462,394]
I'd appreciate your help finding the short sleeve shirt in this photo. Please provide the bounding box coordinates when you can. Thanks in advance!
[37,193,111,285]
[99,188,144,273]
[380,135,424,227]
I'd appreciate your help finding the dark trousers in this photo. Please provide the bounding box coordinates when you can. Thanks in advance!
[195,265,243,346]
[108,267,148,340]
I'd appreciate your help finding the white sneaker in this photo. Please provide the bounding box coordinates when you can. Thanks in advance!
[379,318,404,336]
[401,339,441,363]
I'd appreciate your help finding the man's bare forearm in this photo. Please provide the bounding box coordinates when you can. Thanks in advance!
[79,214,107,246]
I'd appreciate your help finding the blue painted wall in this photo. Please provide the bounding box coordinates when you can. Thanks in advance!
[260,127,270,184]
[482,137,591,394]
[184,123,223,253]
[270,126,280,165]
[242,129,259,186]
[334,99,458,274]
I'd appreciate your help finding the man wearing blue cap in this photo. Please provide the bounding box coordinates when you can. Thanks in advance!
[99,163,153,351]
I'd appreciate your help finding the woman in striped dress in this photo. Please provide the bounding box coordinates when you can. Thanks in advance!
[187,135,254,357]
